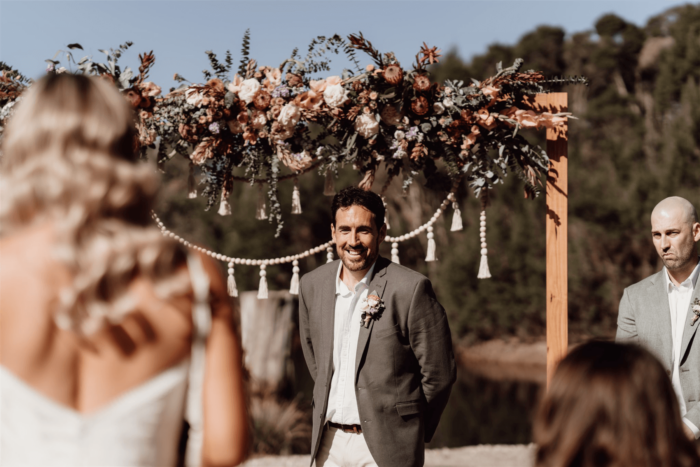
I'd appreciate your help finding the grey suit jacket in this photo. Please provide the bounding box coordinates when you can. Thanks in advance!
[616,268,700,429]
[298,256,456,467]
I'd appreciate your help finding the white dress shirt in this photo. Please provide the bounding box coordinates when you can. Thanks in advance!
[325,261,376,425]
[664,261,700,439]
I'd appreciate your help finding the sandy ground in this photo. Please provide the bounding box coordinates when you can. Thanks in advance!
[242,444,536,467]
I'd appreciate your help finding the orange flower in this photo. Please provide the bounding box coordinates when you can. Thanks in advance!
[191,137,216,164]
[411,96,430,116]
[264,68,282,90]
[413,74,431,92]
[477,108,497,130]
[383,65,403,85]
[481,85,500,102]
[285,73,303,88]
[513,110,538,128]
[253,89,272,110]
[206,78,225,96]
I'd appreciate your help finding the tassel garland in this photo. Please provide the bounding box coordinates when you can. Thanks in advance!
[227,262,238,297]
[450,193,463,231]
[218,189,232,216]
[289,260,300,295]
[382,197,391,230]
[391,242,400,264]
[477,210,492,279]
[255,184,267,220]
[257,265,268,299]
[326,246,334,263]
[291,180,303,214]
[187,162,197,199]
[425,226,437,262]
[323,169,336,196]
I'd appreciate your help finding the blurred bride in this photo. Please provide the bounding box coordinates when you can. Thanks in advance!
[0,74,248,466]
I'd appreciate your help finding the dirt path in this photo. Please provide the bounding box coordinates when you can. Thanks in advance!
[242,444,535,467]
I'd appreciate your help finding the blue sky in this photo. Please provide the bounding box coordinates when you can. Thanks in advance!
[0,0,690,89]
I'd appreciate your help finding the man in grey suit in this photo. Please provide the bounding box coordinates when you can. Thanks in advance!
[299,187,456,467]
[617,196,700,442]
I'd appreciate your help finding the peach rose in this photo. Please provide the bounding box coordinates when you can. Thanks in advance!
[354,113,379,138]
[239,79,261,104]
[250,110,267,130]
[185,88,204,107]
[278,103,301,129]
[324,84,348,108]
[227,74,244,94]
[264,68,282,90]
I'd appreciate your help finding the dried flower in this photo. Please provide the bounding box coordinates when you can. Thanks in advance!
[394,130,405,141]
[208,122,221,134]
[477,108,497,130]
[443,97,454,107]
[433,102,445,115]
[380,105,402,126]
[264,68,282,90]
[419,43,442,65]
[124,88,142,108]
[271,85,289,98]
[411,96,429,116]
[405,126,419,141]
[191,137,216,164]
[354,113,379,138]
[413,74,431,92]
[383,65,403,85]
[250,110,267,130]
[369,91,378,100]
[139,82,161,97]
[286,73,303,88]
[481,85,500,101]
[253,90,272,110]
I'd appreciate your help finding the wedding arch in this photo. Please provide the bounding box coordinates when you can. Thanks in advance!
[0,32,585,384]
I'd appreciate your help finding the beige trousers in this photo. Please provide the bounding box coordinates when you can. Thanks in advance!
[314,425,378,467]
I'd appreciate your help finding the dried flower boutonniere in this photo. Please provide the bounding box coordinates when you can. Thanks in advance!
[691,298,700,327]
[360,292,385,328]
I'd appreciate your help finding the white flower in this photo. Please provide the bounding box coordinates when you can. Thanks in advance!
[185,88,204,107]
[278,103,301,129]
[443,97,454,107]
[323,83,348,108]
[250,110,267,130]
[367,296,380,308]
[693,304,700,313]
[238,78,261,104]
[394,130,405,141]
[433,102,445,115]
[354,113,379,139]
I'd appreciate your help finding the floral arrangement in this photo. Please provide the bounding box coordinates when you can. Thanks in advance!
[360,292,385,328]
[0,33,586,236]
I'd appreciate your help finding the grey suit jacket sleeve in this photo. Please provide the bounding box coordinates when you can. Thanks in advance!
[616,288,638,343]
[686,404,700,433]
[298,277,317,382]
[408,278,456,442]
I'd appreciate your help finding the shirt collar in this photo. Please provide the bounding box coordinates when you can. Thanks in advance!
[664,257,700,292]
[335,260,377,296]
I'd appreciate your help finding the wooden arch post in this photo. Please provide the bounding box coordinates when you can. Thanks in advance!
[525,93,568,388]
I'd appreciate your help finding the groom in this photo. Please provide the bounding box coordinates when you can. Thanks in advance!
[298,187,456,467]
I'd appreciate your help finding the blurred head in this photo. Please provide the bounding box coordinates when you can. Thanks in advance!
[331,187,386,273]
[651,197,700,272]
[0,74,186,334]
[533,341,699,467]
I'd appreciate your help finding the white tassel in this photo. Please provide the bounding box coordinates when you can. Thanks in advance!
[227,262,238,297]
[291,180,302,214]
[391,242,400,264]
[425,225,437,262]
[257,265,268,299]
[188,162,197,199]
[382,197,391,230]
[451,203,463,231]
[323,168,335,196]
[218,189,232,216]
[477,210,491,279]
[326,246,334,264]
[289,260,300,295]
[255,184,267,220]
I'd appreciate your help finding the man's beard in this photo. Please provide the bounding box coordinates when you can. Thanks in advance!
[661,247,695,271]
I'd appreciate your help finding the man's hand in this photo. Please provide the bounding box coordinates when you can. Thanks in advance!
[683,422,696,441]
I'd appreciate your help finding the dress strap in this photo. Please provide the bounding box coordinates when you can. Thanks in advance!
[185,253,211,467]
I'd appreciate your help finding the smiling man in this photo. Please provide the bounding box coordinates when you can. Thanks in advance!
[298,187,455,467]
[617,196,700,444]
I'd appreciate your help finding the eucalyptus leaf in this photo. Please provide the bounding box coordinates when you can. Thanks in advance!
[67,43,83,50]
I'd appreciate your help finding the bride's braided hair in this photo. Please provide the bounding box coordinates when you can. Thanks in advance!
[0,74,188,334]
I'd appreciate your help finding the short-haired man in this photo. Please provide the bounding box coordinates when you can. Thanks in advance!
[617,196,700,442]
[298,187,456,467]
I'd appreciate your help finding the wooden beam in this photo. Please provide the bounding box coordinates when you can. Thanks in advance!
[525,93,569,388]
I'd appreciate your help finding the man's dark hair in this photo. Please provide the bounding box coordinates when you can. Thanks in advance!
[331,187,385,228]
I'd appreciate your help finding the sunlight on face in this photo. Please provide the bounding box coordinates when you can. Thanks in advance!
[331,205,386,273]
[650,206,700,271]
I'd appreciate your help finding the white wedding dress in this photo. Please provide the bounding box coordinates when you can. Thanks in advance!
[0,255,211,467]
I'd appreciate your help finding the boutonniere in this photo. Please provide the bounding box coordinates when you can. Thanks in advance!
[360,292,385,328]
[692,298,700,327]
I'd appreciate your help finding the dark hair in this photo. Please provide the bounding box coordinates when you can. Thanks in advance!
[533,341,700,467]
[331,187,385,228]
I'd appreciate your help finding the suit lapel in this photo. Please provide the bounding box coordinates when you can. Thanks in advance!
[321,261,339,383]
[354,257,389,379]
[649,271,674,370]
[680,278,700,363]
